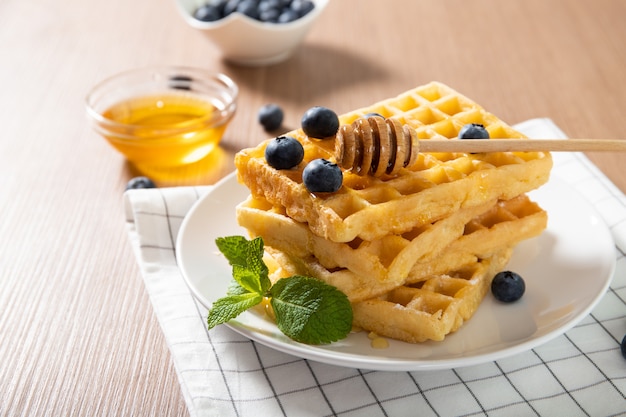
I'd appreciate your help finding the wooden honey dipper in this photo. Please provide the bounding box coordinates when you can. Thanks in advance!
[334,116,626,177]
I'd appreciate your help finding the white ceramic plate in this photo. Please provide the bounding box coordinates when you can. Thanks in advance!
[176,173,615,371]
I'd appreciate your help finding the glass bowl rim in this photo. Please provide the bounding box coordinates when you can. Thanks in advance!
[85,66,238,137]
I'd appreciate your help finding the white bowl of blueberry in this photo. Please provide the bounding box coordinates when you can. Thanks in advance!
[175,0,328,66]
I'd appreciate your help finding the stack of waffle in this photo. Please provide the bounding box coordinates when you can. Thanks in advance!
[234,82,552,343]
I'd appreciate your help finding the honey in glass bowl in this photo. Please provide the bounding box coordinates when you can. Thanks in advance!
[86,67,238,169]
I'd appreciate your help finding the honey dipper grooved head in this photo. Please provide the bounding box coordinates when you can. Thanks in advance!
[334,116,419,176]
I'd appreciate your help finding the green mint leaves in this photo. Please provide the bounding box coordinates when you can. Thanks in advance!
[269,275,353,345]
[216,235,270,294]
[208,236,353,345]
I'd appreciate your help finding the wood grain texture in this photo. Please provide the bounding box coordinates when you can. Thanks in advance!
[418,139,626,153]
[1,0,625,415]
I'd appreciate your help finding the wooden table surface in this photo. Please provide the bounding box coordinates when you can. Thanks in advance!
[2,0,625,415]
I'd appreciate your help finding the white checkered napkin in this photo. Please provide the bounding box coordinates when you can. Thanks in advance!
[124,119,626,417]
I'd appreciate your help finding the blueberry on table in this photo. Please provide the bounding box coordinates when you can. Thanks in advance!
[491,270,525,303]
[265,136,304,170]
[302,158,343,193]
[125,176,157,191]
[301,106,340,139]
[621,334,626,359]
[458,123,490,139]
[258,104,284,131]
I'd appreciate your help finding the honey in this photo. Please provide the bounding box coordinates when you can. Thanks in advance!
[367,331,389,349]
[101,93,231,167]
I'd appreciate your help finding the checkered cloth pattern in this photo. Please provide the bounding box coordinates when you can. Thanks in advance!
[124,119,626,417]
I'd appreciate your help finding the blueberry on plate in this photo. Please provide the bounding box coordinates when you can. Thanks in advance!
[491,270,525,303]
[301,106,340,139]
[258,103,284,131]
[621,334,626,359]
[302,158,343,193]
[125,176,157,191]
[265,136,304,170]
[458,123,490,139]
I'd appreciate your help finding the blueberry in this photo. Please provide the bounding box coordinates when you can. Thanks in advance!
[258,104,284,131]
[194,0,309,24]
[301,106,340,139]
[278,8,299,23]
[302,159,343,193]
[621,334,626,360]
[259,0,281,11]
[193,4,223,21]
[265,136,304,170]
[125,176,157,191]
[210,0,228,13]
[259,8,280,22]
[223,0,242,16]
[236,0,260,19]
[491,270,525,303]
[458,123,490,139]
[290,0,314,17]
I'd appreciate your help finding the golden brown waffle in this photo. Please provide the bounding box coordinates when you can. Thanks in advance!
[351,248,514,343]
[237,193,546,302]
[235,81,552,243]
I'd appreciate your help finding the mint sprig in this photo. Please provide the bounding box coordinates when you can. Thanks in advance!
[269,275,353,344]
[209,236,353,345]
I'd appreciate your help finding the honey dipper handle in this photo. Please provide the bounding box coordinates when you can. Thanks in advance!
[417,138,626,153]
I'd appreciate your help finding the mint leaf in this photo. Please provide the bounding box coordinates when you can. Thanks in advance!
[207,292,263,330]
[211,236,353,345]
[269,276,353,344]
[215,235,250,267]
[216,236,271,294]
[226,279,247,296]
[232,264,264,294]
[244,237,269,284]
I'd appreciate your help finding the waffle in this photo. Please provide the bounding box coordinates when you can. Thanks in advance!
[235,81,552,243]
[238,194,546,303]
[235,82,551,343]
[351,248,514,343]
[237,195,497,289]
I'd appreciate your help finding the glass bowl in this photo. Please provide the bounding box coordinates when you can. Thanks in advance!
[86,66,238,170]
